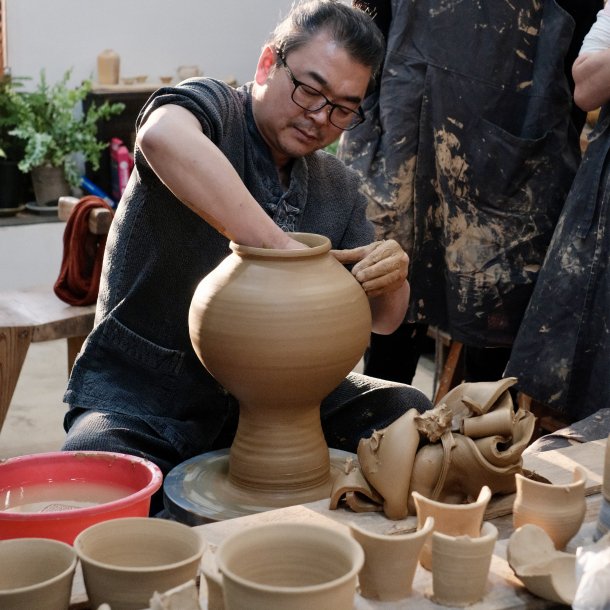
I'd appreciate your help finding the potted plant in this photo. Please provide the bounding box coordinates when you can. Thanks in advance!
[9,69,124,206]
[0,72,28,212]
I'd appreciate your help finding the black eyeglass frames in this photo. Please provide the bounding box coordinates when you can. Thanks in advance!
[277,52,365,131]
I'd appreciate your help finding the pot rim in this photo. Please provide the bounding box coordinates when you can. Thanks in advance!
[230,232,330,258]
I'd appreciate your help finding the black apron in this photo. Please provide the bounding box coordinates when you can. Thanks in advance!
[339,0,581,347]
[506,105,610,419]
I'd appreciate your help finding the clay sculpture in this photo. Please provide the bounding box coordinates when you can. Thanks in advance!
[330,378,535,519]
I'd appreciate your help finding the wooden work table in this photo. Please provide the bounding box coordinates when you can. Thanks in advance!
[68,439,606,609]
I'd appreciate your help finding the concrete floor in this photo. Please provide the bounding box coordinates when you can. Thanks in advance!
[0,339,436,459]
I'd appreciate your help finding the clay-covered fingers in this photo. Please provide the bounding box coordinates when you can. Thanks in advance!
[331,240,409,298]
[330,242,376,265]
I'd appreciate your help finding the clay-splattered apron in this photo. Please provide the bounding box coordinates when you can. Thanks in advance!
[339,0,580,347]
[506,106,610,419]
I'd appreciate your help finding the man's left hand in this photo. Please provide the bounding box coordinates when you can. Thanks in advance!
[331,239,409,298]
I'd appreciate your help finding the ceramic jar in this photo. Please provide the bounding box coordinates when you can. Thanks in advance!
[513,466,587,549]
[189,233,371,503]
[412,485,492,570]
[349,516,434,601]
[97,49,120,85]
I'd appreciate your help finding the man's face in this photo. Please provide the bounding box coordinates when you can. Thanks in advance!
[252,32,372,168]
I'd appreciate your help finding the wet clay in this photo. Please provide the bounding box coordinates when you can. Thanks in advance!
[189,233,371,509]
[330,378,535,519]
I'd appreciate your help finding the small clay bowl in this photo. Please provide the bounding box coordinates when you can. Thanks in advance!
[74,516,205,610]
[0,537,77,610]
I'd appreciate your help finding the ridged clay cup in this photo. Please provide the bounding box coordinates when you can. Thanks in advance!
[431,521,498,607]
[214,521,364,610]
[412,485,492,570]
[74,516,205,610]
[349,516,434,601]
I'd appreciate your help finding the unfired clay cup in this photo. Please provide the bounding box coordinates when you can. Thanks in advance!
[0,537,77,610]
[215,521,364,610]
[431,521,498,607]
[74,516,205,610]
[412,485,492,570]
[349,516,434,601]
[513,466,587,549]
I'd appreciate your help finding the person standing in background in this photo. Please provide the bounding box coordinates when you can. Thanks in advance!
[340,0,600,386]
[506,2,610,425]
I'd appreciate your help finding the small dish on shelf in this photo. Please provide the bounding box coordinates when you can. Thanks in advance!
[25,202,59,215]
[0,204,26,217]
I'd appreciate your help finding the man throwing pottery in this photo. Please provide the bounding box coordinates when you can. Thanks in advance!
[62,0,432,513]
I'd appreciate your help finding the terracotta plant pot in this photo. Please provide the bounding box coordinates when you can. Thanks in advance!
[513,466,587,550]
[349,516,434,601]
[431,521,498,607]
[188,233,371,506]
[31,164,70,206]
[412,485,492,570]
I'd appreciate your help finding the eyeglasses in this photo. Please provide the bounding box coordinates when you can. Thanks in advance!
[278,52,365,131]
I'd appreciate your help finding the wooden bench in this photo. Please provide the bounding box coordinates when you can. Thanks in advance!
[0,197,113,434]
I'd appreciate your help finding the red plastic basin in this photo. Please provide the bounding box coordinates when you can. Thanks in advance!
[0,451,163,544]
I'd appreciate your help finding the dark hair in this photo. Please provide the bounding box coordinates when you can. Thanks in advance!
[268,0,385,81]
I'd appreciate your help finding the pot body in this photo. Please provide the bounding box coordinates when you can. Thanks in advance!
[189,232,371,495]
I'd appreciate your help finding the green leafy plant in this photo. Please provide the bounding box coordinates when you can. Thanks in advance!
[324,140,339,156]
[9,69,125,187]
[0,72,28,160]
